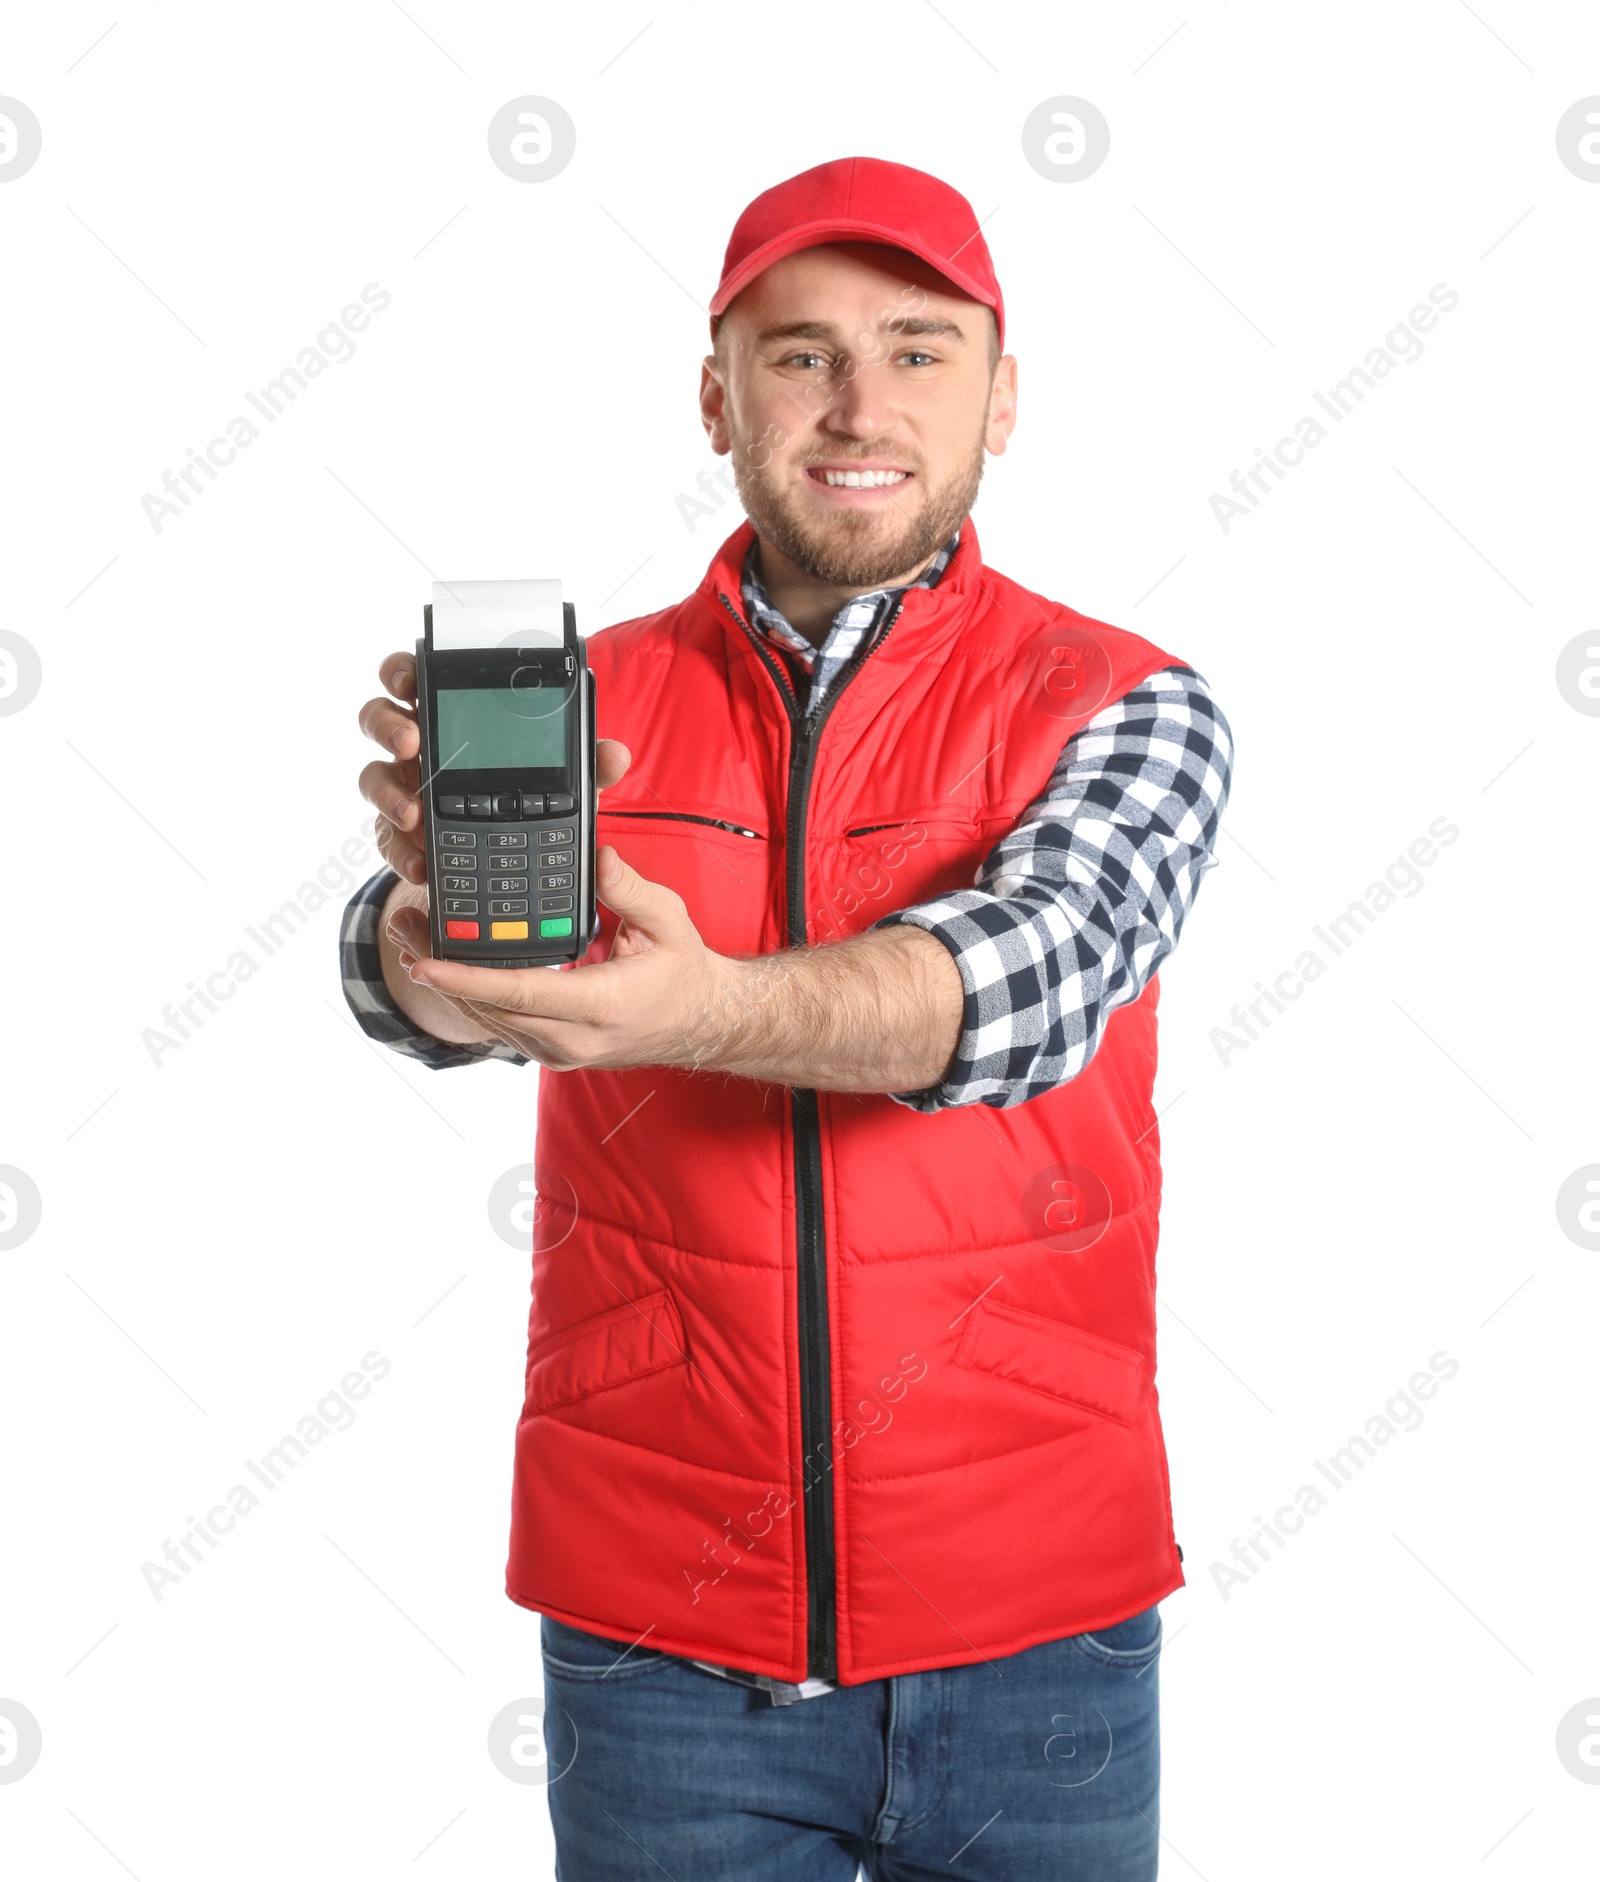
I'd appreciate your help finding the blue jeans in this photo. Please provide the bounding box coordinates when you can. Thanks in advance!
[539,1605,1162,1880]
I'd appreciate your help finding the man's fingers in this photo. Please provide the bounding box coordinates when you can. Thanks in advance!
[376,823,425,884]
[385,896,601,1023]
[359,692,419,760]
[362,757,426,881]
[378,651,417,703]
[356,658,423,883]
[405,953,617,1027]
[358,757,420,831]
[383,916,555,1060]
[596,738,631,791]
[594,846,687,938]
[385,904,431,952]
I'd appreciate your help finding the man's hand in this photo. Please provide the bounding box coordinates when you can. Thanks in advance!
[388,846,738,1069]
[391,845,965,1093]
[356,651,631,1049]
[357,651,962,1088]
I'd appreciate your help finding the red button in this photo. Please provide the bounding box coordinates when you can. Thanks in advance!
[445,920,479,939]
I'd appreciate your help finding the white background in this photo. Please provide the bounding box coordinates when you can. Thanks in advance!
[2,3,1597,1876]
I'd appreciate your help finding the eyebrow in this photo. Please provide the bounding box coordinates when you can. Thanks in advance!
[753,316,969,347]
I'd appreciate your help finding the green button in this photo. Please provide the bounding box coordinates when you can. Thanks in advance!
[539,917,574,938]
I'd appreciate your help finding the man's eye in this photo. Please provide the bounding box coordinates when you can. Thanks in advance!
[786,351,833,370]
[899,350,937,366]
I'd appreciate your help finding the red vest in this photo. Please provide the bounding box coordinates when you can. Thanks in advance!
[506,519,1188,1683]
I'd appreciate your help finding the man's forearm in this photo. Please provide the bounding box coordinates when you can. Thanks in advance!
[687,923,963,1094]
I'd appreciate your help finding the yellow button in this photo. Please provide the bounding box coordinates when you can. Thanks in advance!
[491,920,529,940]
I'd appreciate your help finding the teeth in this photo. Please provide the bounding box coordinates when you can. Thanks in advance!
[820,469,908,488]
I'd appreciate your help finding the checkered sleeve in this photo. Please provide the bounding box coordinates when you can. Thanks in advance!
[872,665,1233,1111]
[338,866,530,1070]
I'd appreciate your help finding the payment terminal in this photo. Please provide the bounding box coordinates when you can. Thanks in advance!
[415,579,598,967]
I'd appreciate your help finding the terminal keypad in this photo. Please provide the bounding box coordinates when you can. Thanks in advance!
[434,815,578,945]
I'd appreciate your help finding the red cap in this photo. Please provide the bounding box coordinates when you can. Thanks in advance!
[710,156,1004,351]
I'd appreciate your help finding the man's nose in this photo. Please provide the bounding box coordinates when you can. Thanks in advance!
[822,356,897,436]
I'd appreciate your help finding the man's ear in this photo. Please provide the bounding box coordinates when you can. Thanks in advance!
[700,356,730,452]
[984,354,1018,456]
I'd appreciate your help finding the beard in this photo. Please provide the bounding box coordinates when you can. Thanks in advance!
[730,427,987,589]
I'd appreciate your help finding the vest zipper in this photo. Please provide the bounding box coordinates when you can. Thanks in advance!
[717,584,909,1682]
[602,809,762,838]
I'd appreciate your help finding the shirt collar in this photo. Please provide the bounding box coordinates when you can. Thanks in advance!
[739,532,961,669]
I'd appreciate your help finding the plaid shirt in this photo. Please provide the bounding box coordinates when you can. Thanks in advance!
[338,535,1232,1700]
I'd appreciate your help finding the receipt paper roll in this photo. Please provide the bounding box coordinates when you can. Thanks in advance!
[430,579,564,650]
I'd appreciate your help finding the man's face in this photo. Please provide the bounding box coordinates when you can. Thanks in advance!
[701,243,1017,589]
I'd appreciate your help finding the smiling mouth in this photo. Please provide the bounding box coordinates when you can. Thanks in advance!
[806,466,913,491]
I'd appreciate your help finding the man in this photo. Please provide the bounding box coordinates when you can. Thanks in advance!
[343,157,1232,1879]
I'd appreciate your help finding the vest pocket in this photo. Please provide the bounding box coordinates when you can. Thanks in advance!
[953,1299,1148,1426]
[598,809,765,839]
[524,1290,687,1417]
[815,814,985,939]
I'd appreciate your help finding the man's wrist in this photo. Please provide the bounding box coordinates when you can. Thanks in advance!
[673,947,789,1079]
[375,873,426,1012]
[377,875,503,1048]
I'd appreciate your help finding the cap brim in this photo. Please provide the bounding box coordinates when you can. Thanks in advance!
[709,219,1000,338]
